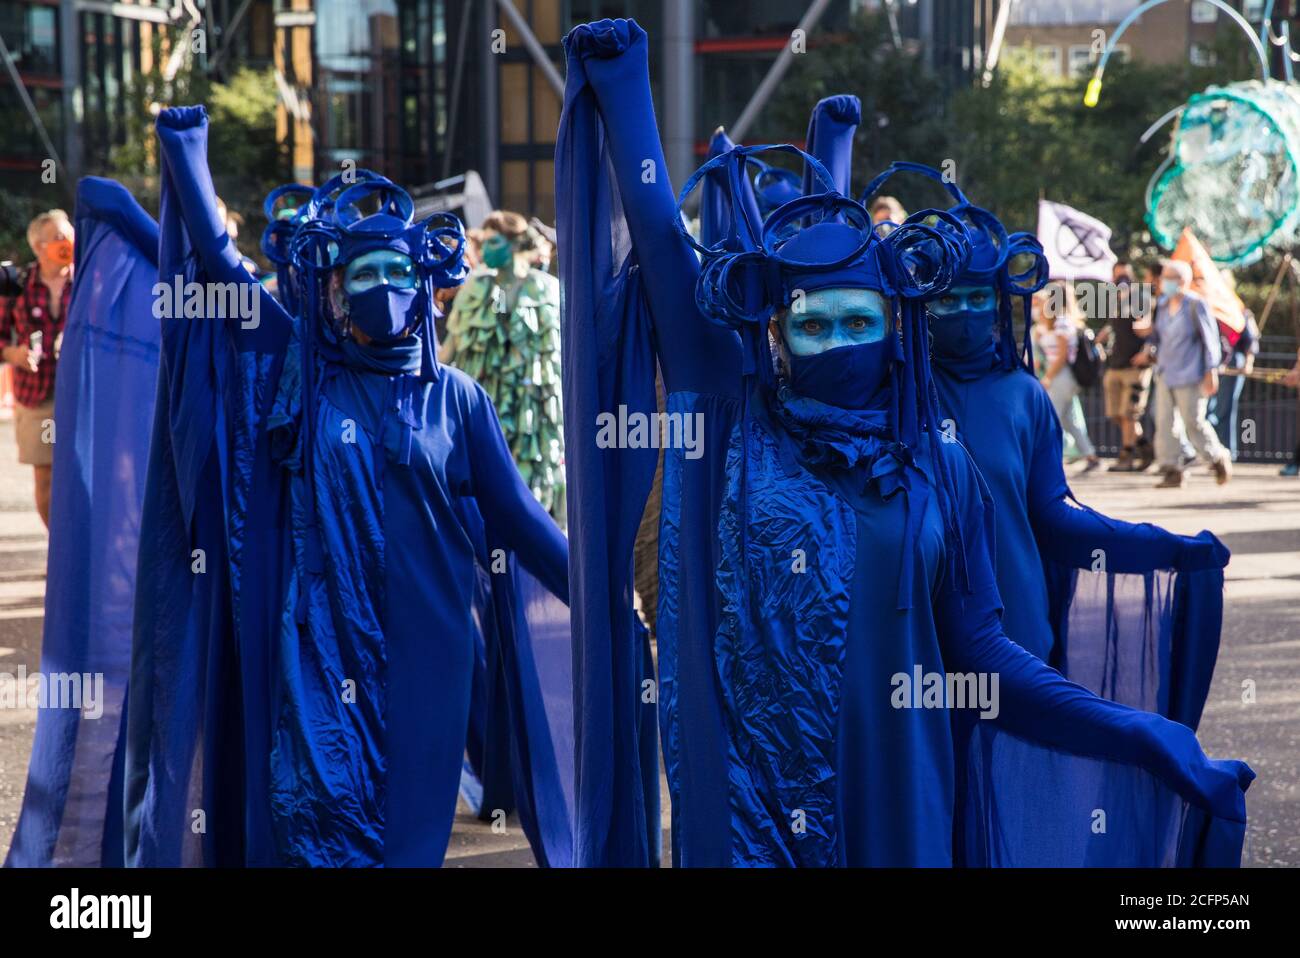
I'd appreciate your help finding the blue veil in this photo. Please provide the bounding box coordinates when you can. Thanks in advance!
[4,178,160,867]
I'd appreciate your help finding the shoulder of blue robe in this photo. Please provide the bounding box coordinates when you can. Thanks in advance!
[802,94,860,196]
[557,27,662,866]
[125,106,291,866]
[5,177,159,868]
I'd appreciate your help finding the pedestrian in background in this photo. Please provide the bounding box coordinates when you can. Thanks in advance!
[1207,270,1260,461]
[1099,261,1155,471]
[0,209,74,528]
[1135,259,1231,488]
[1034,280,1100,472]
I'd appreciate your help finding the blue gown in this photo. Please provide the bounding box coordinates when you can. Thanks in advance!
[4,178,160,867]
[558,17,1252,868]
[125,106,571,867]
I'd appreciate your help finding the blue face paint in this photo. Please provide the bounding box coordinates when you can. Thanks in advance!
[780,288,894,409]
[929,284,996,318]
[343,250,418,294]
[780,288,889,356]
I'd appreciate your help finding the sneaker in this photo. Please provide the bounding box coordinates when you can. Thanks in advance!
[1281,463,1299,477]
[1156,469,1183,488]
[1212,457,1232,485]
[1081,456,1101,474]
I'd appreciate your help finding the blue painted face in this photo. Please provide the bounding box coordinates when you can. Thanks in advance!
[343,250,418,295]
[928,284,996,317]
[780,287,890,356]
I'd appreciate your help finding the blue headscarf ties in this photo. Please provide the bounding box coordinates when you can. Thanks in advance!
[772,393,928,609]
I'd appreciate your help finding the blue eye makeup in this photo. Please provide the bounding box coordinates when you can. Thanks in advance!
[781,288,890,356]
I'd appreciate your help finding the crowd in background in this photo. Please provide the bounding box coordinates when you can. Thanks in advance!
[1030,258,1300,485]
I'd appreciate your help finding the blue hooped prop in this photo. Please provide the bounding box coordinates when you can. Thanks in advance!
[862,161,1049,372]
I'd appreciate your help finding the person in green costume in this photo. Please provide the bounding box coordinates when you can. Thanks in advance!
[442,210,565,523]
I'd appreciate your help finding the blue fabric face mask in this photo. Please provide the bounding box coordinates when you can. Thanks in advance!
[347,284,420,343]
[786,339,893,410]
[927,284,999,380]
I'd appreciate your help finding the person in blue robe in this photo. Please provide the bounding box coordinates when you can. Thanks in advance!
[558,18,1253,868]
[124,105,572,867]
[4,178,160,867]
[827,157,1226,727]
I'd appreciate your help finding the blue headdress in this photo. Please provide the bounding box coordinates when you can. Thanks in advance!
[678,144,976,598]
[861,161,1050,373]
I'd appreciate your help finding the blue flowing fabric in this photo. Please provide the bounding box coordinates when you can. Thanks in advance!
[125,106,571,867]
[556,32,664,867]
[560,19,1252,868]
[4,178,159,867]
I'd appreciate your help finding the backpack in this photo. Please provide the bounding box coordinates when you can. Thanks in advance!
[1071,326,1103,388]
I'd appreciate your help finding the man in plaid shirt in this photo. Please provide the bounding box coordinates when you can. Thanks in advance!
[0,209,74,528]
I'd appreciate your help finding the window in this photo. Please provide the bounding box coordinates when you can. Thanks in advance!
[1190,43,1217,66]
[1067,44,1095,79]
[1191,1,1218,24]
[1035,44,1062,78]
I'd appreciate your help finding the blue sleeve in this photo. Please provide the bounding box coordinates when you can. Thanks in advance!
[466,382,569,604]
[802,95,860,196]
[155,106,290,350]
[933,443,1251,823]
[1024,383,1225,573]
[568,19,741,395]
[1195,297,1221,370]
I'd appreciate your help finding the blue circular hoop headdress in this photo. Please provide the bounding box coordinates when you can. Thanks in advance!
[861,161,1050,372]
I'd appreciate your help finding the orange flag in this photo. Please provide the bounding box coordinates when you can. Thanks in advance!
[1172,228,1246,345]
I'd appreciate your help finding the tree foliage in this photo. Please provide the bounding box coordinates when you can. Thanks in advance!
[770,10,1260,263]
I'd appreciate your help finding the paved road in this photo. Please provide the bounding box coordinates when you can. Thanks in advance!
[0,418,1295,865]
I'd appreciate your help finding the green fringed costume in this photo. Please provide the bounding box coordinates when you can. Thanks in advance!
[443,266,566,523]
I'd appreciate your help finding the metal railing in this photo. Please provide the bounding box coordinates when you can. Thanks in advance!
[1076,334,1299,462]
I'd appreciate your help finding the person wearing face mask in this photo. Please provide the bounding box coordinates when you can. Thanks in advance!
[559,19,1252,869]
[125,106,572,868]
[442,210,565,522]
[1134,259,1231,488]
[833,164,1228,704]
[0,209,74,528]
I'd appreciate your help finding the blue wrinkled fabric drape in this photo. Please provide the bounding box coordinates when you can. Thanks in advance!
[4,178,159,868]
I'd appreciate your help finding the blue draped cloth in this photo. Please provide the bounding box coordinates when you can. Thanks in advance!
[4,178,160,868]
[125,106,572,867]
[560,18,1251,868]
